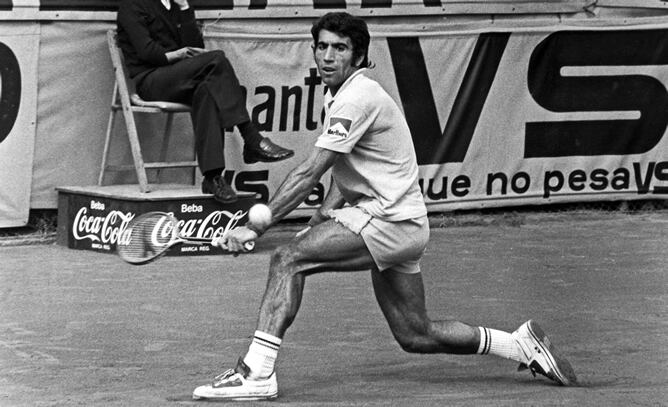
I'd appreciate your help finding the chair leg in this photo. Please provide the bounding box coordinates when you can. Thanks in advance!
[156,112,175,183]
[99,85,119,186]
[191,146,198,185]
[190,116,198,186]
[120,108,151,193]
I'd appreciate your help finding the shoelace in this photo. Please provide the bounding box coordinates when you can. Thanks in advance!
[212,369,236,383]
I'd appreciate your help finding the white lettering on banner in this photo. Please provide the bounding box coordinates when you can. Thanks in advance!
[90,200,105,211]
[181,203,203,213]
[150,215,174,248]
[132,210,248,248]
[72,207,134,244]
[197,210,246,240]
[73,209,249,249]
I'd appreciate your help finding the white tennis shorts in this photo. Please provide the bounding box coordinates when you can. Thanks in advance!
[328,206,429,274]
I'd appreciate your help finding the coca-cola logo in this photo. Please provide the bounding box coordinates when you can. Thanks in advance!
[149,214,176,247]
[72,207,248,250]
[176,210,246,240]
[72,207,134,244]
[133,210,248,248]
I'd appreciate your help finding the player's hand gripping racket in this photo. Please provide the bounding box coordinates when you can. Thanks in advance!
[117,211,254,265]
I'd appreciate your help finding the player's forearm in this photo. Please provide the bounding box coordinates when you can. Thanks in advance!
[251,147,338,235]
[267,166,322,227]
[266,149,338,230]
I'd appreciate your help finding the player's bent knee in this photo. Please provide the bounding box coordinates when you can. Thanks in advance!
[393,326,433,353]
[390,323,436,353]
[269,243,316,277]
[268,245,300,275]
[394,334,430,353]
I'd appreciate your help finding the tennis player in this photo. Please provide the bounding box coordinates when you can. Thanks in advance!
[192,12,577,401]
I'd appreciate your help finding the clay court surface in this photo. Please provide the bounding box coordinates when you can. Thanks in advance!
[1,211,666,406]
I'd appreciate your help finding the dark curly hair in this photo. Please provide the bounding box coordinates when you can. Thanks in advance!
[311,12,371,69]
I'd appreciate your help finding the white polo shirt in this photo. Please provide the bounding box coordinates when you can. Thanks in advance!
[315,69,427,222]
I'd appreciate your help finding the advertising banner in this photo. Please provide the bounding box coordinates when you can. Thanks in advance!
[0,24,39,227]
[206,23,668,212]
[56,187,257,255]
[2,15,667,224]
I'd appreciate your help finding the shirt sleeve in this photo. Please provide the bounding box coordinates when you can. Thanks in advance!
[117,0,169,66]
[177,8,204,48]
[315,102,370,154]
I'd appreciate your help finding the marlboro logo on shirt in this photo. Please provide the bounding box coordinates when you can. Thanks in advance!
[327,117,352,139]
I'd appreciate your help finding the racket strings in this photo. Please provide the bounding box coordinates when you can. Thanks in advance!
[117,213,178,264]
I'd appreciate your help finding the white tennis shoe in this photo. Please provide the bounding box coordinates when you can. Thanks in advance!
[512,320,578,386]
[192,359,278,401]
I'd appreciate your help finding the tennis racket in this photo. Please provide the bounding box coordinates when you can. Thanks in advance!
[117,211,254,265]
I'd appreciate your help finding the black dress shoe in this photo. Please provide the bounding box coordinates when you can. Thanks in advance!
[243,137,294,164]
[201,175,237,204]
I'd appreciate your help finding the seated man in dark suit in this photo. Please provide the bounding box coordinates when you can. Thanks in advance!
[117,0,294,203]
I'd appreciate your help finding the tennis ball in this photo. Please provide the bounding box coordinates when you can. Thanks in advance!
[248,203,272,229]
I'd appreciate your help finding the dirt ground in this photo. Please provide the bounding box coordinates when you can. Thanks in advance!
[1,211,666,406]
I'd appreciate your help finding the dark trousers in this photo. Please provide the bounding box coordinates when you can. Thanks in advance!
[136,50,250,174]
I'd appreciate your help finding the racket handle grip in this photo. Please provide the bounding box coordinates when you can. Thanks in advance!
[244,241,255,251]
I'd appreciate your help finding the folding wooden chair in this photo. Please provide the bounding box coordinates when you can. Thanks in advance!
[98,29,198,193]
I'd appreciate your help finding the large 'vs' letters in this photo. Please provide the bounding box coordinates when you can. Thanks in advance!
[388,34,509,165]
[389,30,667,163]
[526,30,668,157]
[0,42,21,145]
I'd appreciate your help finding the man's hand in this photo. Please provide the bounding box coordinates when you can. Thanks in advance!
[213,226,258,253]
[173,0,190,10]
[165,47,206,63]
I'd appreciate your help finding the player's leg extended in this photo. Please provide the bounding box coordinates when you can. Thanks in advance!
[372,269,577,385]
[371,268,480,354]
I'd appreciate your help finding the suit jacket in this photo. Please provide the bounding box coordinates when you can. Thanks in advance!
[116,0,204,78]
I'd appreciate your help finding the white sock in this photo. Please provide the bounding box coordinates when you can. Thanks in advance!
[243,331,282,379]
[477,327,523,363]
